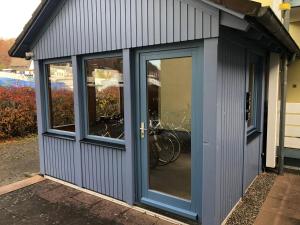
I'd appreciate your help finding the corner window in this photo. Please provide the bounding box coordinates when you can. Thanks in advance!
[84,57,124,140]
[246,54,262,135]
[46,62,75,132]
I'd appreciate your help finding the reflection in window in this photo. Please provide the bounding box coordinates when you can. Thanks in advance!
[147,57,192,200]
[47,62,75,132]
[85,57,124,139]
[247,63,256,128]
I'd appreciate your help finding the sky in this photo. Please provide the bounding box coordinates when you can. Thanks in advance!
[0,0,41,39]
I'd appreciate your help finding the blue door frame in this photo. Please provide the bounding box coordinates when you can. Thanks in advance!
[135,44,203,220]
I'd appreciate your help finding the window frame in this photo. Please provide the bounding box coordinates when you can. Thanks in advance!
[81,52,125,145]
[246,52,264,138]
[43,58,76,137]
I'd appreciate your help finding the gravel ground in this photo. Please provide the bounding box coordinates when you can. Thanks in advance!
[0,136,39,186]
[225,172,277,225]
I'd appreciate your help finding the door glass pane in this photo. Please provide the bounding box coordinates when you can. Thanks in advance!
[147,57,192,200]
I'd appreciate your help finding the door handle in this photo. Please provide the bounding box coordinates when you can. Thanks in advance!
[140,122,147,139]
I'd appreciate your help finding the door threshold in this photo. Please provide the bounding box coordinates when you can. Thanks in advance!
[135,202,199,225]
[140,197,198,221]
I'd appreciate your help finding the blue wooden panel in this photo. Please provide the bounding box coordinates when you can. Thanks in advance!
[154,0,161,45]
[217,39,246,223]
[43,135,76,184]
[32,0,219,59]
[136,0,143,46]
[81,143,125,201]
[244,136,261,190]
[148,0,155,45]
[160,0,167,44]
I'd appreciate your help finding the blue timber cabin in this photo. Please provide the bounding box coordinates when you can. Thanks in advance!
[9,0,300,224]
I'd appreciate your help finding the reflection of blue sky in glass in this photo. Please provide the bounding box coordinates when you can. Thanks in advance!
[0,71,35,88]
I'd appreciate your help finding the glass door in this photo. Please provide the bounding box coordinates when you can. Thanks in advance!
[138,48,202,219]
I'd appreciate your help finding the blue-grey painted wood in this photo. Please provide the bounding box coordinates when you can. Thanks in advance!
[166,0,174,43]
[181,2,188,41]
[123,49,135,204]
[244,136,261,190]
[116,0,122,49]
[202,38,219,225]
[154,0,161,45]
[160,0,167,44]
[217,39,246,223]
[136,0,143,46]
[32,0,219,60]
[34,61,46,175]
[81,143,125,200]
[72,56,83,187]
[148,0,155,46]
[188,6,195,40]
[43,135,76,184]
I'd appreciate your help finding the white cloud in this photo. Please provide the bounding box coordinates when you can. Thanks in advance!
[0,0,41,39]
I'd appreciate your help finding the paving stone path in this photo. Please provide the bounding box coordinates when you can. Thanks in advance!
[254,172,300,225]
[0,179,176,225]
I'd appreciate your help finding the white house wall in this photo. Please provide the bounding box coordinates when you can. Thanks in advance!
[266,53,280,168]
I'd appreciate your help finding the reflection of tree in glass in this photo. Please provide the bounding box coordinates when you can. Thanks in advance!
[96,86,121,119]
[50,89,74,127]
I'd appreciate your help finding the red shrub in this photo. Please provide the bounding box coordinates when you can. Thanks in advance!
[0,87,37,139]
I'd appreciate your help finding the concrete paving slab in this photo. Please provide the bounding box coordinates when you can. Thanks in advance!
[0,175,44,196]
[0,179,177,225]
[254,210,300,225]
[115,209,159,225]
[254,172,300,225]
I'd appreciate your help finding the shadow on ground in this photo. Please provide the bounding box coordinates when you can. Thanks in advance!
[0,180,172,225]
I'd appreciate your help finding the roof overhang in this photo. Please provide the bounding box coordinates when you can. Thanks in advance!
[9,0,300,58]
[206,0,300,56]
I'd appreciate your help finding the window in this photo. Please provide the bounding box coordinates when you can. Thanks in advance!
[246,54,262,135]
[247,63,256,129]
[84,57,124,140]
[46,62,75,132]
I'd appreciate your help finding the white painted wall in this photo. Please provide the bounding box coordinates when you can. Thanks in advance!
[271,0,283,22]
[285,103,300,149]
[266,53,280,168]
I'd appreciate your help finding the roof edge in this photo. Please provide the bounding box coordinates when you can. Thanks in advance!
[248,6,300,54]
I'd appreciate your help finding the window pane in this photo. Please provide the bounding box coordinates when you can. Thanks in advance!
[247,63,256,128]
[85,57,124,139]
[47,62,75,132]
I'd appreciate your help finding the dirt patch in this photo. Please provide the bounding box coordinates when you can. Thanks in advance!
[225,172,277,225]
[0,136,39,186]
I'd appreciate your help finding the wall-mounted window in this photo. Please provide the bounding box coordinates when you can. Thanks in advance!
[84,56,124,140]
[46,62,75,133]
[247,63,257,129]
[246,54,263,136]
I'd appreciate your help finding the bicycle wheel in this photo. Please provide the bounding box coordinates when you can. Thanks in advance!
[154,131,175,166]
[168,131,181,162]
